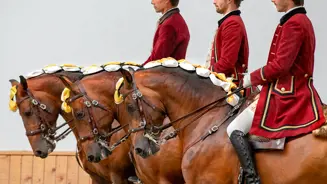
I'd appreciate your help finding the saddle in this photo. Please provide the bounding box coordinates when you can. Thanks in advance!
[312,104,327,137]
[235,87,285,150]
[237,88,327,151]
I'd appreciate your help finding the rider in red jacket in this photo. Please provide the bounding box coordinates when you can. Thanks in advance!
[208,0,249,87]
[143,0,190,65]
[227,1,326,184]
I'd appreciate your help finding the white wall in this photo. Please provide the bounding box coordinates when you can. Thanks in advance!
[1,0,326,150]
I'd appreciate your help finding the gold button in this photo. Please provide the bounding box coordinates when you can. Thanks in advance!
[242,64,246,68]
[281,87,285,92]
[231,74,235,78]
[304,74,308,77]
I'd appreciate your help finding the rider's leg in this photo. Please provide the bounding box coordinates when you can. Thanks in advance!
[226,100,261,184]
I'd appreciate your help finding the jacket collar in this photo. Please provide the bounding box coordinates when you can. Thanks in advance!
[158,8,180,25]
[218,10,241,26]
[280,7,306,25]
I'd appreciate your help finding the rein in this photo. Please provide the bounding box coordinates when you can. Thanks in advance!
[154,87,245,133]
[114,70,245,145]
[65,81,127,151]
[16,88,73,146]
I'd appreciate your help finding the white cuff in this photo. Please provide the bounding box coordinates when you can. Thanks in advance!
[243,74,252,88]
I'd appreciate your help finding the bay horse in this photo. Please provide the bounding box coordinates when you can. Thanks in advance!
[60,68,184,184]
[117,65,327,184]
[9,67,135,184]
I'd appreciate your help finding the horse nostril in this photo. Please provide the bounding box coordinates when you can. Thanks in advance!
[35,150,42,156]
[35,150,48,158]
[135,148,143,155]
[88,155,95,162]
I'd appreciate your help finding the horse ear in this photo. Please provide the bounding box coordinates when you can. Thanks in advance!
[120,68,134,89]
[19,75,28,90]
[9,79,19,87]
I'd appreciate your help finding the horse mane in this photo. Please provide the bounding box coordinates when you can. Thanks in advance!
[54,71,84,82]
[22,65,84,95]
[137,66,226,97]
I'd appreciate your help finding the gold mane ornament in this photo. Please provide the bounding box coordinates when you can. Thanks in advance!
[114,77,125,105]
[61,87,72,113]
[9,85,18,112]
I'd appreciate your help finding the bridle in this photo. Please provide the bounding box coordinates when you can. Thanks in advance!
[115,71,245,145]
[64,81,127,153]
[17,88,73,149]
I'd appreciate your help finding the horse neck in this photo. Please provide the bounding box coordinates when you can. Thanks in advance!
[117,104,131,133]
[137,67,229,141]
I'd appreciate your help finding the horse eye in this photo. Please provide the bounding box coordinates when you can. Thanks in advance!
[24,111,33,117]
[127,104,136,113]
[75,111,85,120]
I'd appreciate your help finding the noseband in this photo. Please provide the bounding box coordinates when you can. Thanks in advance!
[65,81,126,152]
[17,89,73,147]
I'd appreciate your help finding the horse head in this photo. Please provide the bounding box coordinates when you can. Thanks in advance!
[9,75,64,158]
[118,68,167,158]
[59,74,115,163]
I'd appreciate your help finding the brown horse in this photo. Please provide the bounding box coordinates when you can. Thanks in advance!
[61,69,184,184]
[9,69,135,184]
[117,66,327,184]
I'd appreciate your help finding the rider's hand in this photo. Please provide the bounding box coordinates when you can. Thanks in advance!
[242,74,252,88]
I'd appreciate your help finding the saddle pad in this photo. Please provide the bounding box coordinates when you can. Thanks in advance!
[249,135,286,150]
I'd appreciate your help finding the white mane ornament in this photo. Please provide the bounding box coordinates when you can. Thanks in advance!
[25,64,82,79]
[120,57,241,107]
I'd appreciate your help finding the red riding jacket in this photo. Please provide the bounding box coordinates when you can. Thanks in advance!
[249,7,326,139]
[143,8,190,65]
[209,10,249,87]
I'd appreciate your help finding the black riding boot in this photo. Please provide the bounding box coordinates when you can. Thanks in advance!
[230,130,261,184]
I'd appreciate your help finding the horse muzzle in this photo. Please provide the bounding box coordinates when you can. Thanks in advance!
[134,134,160,158]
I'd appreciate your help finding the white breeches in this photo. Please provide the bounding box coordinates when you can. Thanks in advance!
[227,98,259,137]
